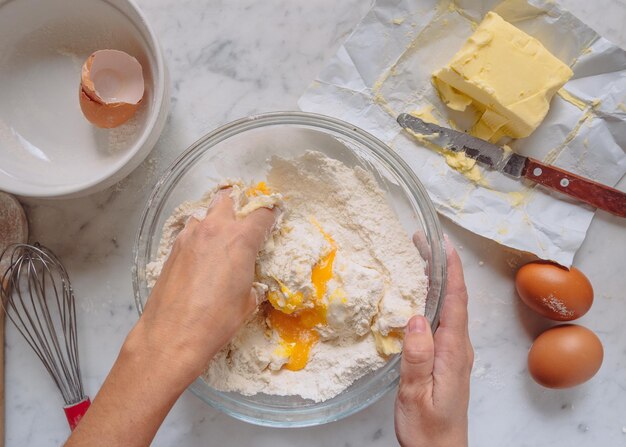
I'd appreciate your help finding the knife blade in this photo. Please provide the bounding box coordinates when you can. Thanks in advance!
[397,113,626,218]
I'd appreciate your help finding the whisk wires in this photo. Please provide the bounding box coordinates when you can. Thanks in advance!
[0,243,85,405]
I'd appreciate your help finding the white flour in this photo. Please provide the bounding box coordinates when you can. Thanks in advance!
[147,151,428,402]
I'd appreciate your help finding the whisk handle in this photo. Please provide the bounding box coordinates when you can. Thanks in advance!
[64,397,91,430]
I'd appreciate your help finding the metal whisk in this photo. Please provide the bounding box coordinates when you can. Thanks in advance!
[0,243,90,430]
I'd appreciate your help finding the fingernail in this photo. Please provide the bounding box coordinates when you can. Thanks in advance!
[217,187,231,198]
[408,316,427,333]
[210,188,230,206]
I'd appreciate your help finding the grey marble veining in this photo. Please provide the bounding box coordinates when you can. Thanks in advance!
[5,0,626,446]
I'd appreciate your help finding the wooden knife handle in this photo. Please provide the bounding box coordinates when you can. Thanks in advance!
[525,158,626,217]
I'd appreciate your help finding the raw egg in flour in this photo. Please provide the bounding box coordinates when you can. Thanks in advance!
[79,50,144,128]
[515,262,593,321]
[528,324,603,388]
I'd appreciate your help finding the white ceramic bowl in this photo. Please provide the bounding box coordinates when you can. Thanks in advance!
[0,0,169,198]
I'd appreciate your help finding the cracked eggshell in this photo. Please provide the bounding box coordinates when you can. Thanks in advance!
[79,49,145,128]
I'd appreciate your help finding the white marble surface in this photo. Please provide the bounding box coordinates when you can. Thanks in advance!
[5,0,626,445]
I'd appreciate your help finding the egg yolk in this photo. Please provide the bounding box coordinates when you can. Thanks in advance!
[268,307,323,371]
[310,218,336,307]
[245,181,271,197]
[267,281,304,314]
[267,221,337,371]
[311,240,335,300]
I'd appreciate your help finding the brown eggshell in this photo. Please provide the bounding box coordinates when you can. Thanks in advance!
[515,262,593,321]
[80,53,99,102]
[528,324,603,388]
[78,49,144,128]
[79,87,140,129]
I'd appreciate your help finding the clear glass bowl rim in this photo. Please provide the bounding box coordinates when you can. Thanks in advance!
[132,111,447,427]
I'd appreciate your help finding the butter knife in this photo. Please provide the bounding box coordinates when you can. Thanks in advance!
[397,113,626,218]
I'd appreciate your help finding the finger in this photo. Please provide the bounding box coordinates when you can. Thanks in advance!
[224,288,264,332]
[242,288,260,317]
[436,236,469,336]
[205,187,235,220]
[411,231,430,261]
[239,206,279,250]
[147,216,202,303]
[169,216,200,253]
[444,235,468,302]
[249,287,262,308]
[412,231,434,279]
[398,316,435,401]
[433,237,473,378]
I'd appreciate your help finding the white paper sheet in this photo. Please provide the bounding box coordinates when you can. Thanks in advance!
[298,0,626,266]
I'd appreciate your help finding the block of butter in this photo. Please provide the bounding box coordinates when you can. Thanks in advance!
[433,12,573,142]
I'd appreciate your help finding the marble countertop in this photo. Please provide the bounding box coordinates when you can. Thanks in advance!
[6,0,626,445]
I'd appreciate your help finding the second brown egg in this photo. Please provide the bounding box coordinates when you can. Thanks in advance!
[528,324,603,388]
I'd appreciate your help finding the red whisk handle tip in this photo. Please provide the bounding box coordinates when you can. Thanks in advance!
[64,397,91,430]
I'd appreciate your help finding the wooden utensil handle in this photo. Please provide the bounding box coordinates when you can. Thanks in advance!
[0,309,4,447]
[525,158,626,217]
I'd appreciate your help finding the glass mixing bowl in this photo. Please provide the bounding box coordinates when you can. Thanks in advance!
[132,111,446,427]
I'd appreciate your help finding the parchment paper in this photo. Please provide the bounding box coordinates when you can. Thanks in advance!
[299,0,626,266]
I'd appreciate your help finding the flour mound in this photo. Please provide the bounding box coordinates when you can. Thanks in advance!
[147,151,428,402]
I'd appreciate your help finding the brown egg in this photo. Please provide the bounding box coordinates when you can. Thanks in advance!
[528,324,603,388]
[79,49,144,128]
[515,262,593,321]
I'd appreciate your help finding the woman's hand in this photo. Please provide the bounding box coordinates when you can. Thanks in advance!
[66,188,277,447]
[131,188,278,385]
[395,238,473,447]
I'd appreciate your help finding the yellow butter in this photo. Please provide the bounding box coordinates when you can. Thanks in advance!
[557,88,587,111]
[433,12,573,142]
[507,191,525,207]
[409,104,440,125]
[373,330,403,356]
[442,150,483,183]
[404,126,487,185]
